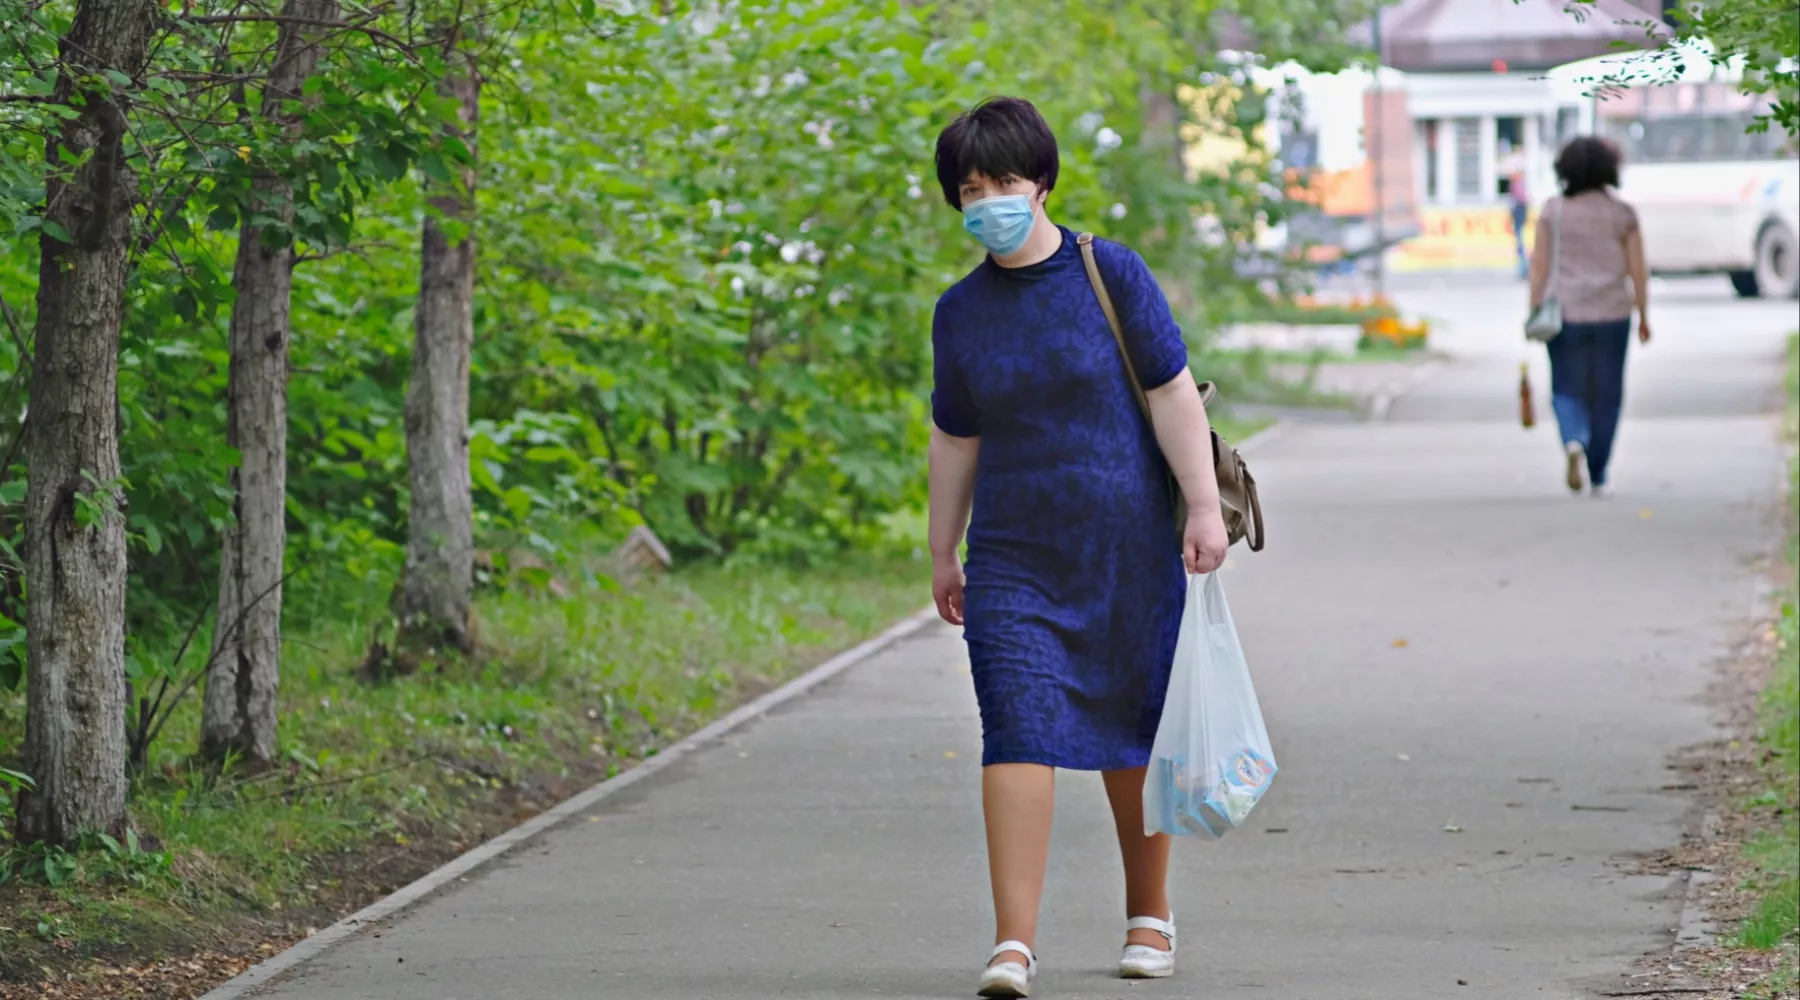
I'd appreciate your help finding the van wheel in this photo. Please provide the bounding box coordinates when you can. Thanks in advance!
[1754,222,1800,299]
[1729,269,1760,297]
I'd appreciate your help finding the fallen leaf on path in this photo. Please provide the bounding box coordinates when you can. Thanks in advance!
[1572,804,1631,812]
[1443,824,1465,833]
[1640,508,1654,520]
[943,751,956,758]
[1392,638,1409,648]
[1396,753,1412,761]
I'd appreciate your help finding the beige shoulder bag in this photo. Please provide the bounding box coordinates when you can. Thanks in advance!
[1076,232,1266,552]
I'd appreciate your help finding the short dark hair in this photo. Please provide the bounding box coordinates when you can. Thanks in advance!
[934,97,1060,210]
[1554,136,1621,196]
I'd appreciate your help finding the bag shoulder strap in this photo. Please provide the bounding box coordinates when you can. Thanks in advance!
[1076,233,1263,552]
[1545,198,1563,297]
[1076,232,1152,424]
[1077,232,1219,415]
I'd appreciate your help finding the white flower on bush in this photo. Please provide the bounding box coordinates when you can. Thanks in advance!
[1096,127,1123,151]
[1109,202,1128,220]
[763,232,784,246]
[1074,111,1103,136]
[804,243,824,265]
[1194,214,1226,247]
[733,240,753,255]
[753,75,772,98]
[802,118,835,149]
[709,199,724,218]
[827,286,852,307]
[795,284,815,298]
[782,68,808,88]
[780,242,802,264]
[730,275,747,295]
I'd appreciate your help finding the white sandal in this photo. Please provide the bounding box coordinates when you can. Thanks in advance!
[1119,915,1176,979]
[978,939,1037,998]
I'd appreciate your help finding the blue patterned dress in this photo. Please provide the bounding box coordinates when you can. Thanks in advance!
[931,226,1187,771]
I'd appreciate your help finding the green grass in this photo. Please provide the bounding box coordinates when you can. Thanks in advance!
[1739,827,1800,950]
[0,547,932,978]
[1732,331,1800,974]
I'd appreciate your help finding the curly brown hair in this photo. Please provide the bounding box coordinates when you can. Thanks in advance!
[1554,136,1622,196]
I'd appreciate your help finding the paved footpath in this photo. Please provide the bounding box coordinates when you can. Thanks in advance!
[241,278,1792,1000]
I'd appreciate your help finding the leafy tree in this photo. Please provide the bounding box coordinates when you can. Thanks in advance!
[15,0,155,846]
[389,31,479,670]
[202,0,343,768]
[1552,0,1798,135]
[0,0,1373,846]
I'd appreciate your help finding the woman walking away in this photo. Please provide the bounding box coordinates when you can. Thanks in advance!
[1528,136,1651,497]
[926,96,1230,998]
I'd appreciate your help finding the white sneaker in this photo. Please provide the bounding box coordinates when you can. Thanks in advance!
[1565,441,1586,493]
[1119,915,1176,979]
[978,940,1037,998]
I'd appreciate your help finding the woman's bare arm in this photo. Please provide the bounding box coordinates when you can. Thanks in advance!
[1528,210,1553,308]
[1624,228,1651,342]
[927,425,980,623]
[1144,369,1221,513]
[928,426,980,559]
[1144,368,1228,573]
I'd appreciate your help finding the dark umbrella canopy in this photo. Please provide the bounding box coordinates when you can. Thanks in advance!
[1369,0,1667,73]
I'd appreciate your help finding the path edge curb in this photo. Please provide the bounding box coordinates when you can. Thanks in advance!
[1368,358,1448,423]
[197,605,942,1000]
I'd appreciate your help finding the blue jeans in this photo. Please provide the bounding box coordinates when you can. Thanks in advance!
[1546,318,1632,486]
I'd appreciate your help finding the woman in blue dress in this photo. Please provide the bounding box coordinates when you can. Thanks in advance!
[927,97,1231,997]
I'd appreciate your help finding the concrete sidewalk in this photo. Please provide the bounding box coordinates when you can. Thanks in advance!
[234,279,1792,1000]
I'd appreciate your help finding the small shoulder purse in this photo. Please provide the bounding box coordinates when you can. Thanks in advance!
[1075,232,1265,552]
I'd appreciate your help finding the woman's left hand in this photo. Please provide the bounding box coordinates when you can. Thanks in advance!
[1183,504,1230,575]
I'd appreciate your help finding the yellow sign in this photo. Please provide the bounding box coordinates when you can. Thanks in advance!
[1389,205,1537,272]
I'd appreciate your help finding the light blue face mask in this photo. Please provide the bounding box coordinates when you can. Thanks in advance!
[962,195,1036,256]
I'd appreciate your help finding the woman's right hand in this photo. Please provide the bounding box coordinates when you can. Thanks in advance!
[932,555,966,626]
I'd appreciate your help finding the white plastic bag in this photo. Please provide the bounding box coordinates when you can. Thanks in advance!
[1143,572,1278,839]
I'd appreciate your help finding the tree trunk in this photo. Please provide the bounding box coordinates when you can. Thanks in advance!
[201,0,336,767]
[17,0,156,846]
[391,60,479,664]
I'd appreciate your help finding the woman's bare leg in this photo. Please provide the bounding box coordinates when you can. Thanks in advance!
[983,763,1055,965]
[1102,766,1173,950]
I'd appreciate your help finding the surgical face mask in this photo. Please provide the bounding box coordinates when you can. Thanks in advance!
[962,194,1036,256]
